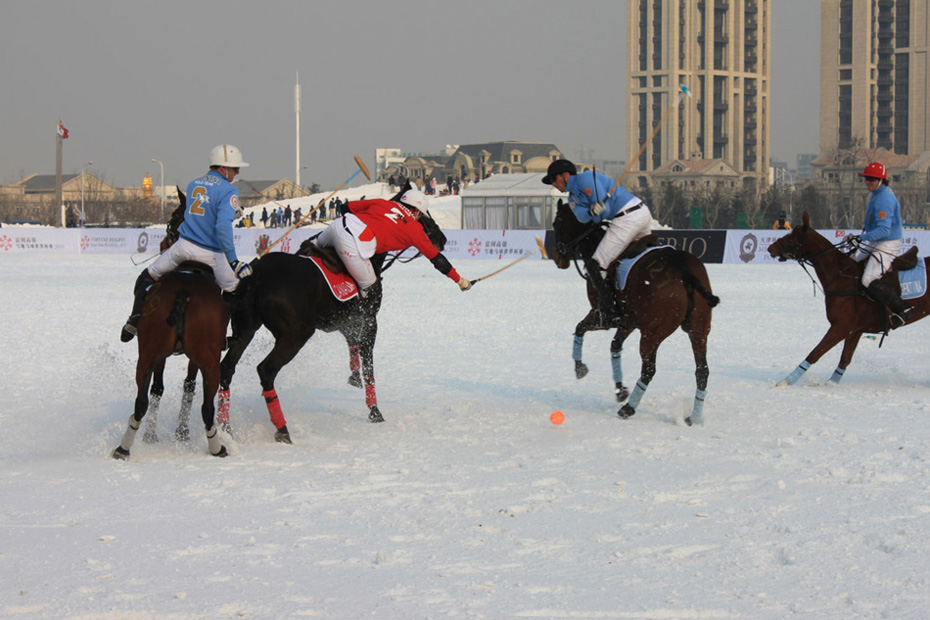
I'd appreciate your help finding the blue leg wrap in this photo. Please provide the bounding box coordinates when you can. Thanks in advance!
[783,361,811,385]
[690,389,707,425]
[627,380,647,410]
[829,367,845,383]
[572,335,584,362]
[611,348,623,384]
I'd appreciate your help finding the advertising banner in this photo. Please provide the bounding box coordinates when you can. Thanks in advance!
[723,229,930,265]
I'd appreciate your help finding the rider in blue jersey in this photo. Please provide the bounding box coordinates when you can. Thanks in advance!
[543,159,653,324]
[850,161,913,327]
[120,144,254,342]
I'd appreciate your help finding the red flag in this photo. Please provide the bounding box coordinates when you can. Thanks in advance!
[57,120,69,139]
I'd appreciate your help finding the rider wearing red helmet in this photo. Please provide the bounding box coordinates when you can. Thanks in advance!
[850,162,913,327]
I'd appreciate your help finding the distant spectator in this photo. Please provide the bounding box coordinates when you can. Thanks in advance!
[261,207,269,228]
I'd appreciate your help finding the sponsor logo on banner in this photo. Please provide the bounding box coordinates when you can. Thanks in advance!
[0,235,12,252]
[467,238,482,256]
[278,236,291,254]
[137,232,150,253]
[80,235,90,251]
[256,234,270,253]
[739,233,758,263]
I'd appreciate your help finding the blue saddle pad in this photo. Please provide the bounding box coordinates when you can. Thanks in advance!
[898,260,927,300]
[613,246,672,291]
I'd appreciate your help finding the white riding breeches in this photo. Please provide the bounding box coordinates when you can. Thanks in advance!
[313,215,379,291]
[592,204,654,273]
[149,237,240,292]
[856,238,900,286]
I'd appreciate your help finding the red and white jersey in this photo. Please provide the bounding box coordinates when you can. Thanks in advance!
[348,199,440,260]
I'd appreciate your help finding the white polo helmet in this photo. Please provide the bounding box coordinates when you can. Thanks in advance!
[399,189,428,214]
[209,144,250,168]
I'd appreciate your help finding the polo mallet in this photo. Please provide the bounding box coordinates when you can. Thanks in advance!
[611,84,692,193]
[260,155,371,256]
[470,236,547,285]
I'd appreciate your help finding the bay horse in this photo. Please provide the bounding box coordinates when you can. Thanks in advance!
[552,202,719,425]
[217,210,447,444]
[767,210,929,385]
[139,192,224,445]
[112,264,229,459]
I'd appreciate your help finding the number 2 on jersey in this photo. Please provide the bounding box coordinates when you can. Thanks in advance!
[189,186,207,216]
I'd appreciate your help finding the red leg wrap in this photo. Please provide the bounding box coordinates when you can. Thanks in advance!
[364,375,377,408]
[217,389,230,424]
[263,389,286,429]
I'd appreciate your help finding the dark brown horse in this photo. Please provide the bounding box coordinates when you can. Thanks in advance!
[767,210,930,385]
[139,193,225,444]
[217,210,447,444]
[112,264,229,459]
[552,202,718,425]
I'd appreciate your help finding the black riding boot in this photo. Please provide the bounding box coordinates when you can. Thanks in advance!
[587,264,618,326]
[867,280,914,329]
[120,269,156,342]
[223,288,246,350]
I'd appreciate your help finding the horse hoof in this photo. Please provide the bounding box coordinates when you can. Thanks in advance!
[142,432,158,444]
[369,407,384,423]
[776,380,789,387]
[615,384,630,402]
[618,404,636,419]
[112,446,130,461]
[219,422,234,438]
[174,426,190,442]
[574,362,589,379]
[211,445,228,458]
[275,427,292,444]
[347,372,362,389]
[685,416,693,427]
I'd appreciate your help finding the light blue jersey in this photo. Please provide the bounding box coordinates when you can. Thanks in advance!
[179,170,241,263]
[566,171,640,224]
[859,183,903,243]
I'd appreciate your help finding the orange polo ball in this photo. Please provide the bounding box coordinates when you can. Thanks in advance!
[550,411,565,425]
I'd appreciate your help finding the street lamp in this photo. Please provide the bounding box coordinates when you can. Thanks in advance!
[81,161,93,227]
[151,158,165,222]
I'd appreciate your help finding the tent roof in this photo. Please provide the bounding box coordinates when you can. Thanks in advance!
[461,173,565,197]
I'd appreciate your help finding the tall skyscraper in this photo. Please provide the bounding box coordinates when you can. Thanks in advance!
[627,0,771,188]
[820,0,929,156]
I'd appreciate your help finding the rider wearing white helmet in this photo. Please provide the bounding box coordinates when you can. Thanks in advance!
[120,144,253,342]
[312,187,471,297]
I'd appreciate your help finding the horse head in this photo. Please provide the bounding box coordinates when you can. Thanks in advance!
[768,211,812,262]
[160,187,187,252]
[419,212,447,252]
[551,200,601,269]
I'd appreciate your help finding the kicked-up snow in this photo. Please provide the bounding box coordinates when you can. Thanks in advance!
[1,254,929,619]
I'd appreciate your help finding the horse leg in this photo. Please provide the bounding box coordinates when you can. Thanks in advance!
[685,326,711,427]
[610,326,634,402]
[829,332,863,383]
[257,334,312,444]
[618,340,659,419]
[573,310,603,379]
[199,361,227,458]
[358,321,383,423]
[143,359,166,444]
[174,362,197,441]
[778,324,848,386]
[113,360,157,460]
[217,326,259,433]
[347,341,362,388]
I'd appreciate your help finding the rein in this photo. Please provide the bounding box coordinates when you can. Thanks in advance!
[785,234,862,298]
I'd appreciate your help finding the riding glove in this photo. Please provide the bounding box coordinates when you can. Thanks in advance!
[458,278,472,291]
[589,202,606,217]
[230,260,253,279]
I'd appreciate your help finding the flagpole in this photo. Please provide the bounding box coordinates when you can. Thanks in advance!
[56,117,63,226]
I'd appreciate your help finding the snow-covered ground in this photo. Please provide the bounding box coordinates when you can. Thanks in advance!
[2,254,929,619]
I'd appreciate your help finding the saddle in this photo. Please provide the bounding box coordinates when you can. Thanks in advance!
[618,234,660,261]
[175,260,214,277]
[297,238,346,273]
[892,246,919,272]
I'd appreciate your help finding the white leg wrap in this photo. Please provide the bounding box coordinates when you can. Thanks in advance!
[206,425,224,456]
[119,414,141,451]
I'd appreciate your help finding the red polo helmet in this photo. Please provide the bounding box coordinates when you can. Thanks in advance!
[858,162,887,179]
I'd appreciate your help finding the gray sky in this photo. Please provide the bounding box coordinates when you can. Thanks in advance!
[0,0,819,189]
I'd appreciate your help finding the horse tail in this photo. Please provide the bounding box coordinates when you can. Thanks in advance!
[166,290,191,339]
[660,248,720,308]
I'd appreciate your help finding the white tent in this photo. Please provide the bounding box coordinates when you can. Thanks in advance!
[459,173,565,229]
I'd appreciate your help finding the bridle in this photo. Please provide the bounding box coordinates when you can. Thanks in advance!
[775,227,862,296]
